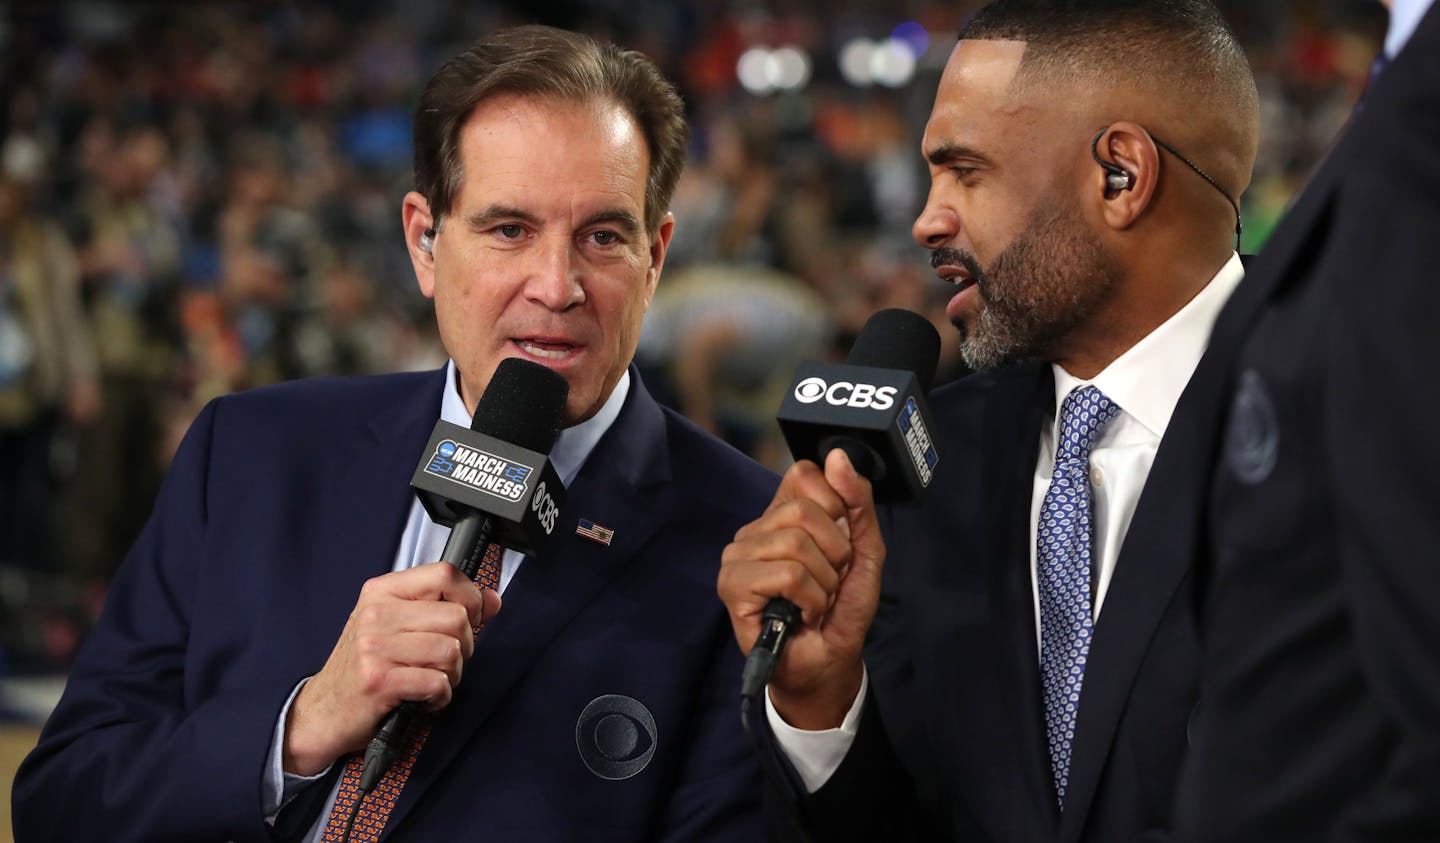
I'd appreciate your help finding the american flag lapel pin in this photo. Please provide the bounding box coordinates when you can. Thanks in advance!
[575,517,615,547]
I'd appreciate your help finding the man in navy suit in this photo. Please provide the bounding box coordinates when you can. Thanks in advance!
[1175,1,1440,839]
[13,25,775,841]
[718,2,1260,840]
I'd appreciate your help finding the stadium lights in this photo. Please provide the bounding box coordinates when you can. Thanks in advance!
[837,23,926,89]
[737,45,813,95]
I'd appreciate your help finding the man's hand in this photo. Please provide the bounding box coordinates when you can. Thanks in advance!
[717,448,885,730]
[282,562,501,775]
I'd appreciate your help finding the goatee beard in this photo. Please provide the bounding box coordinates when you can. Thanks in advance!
[931,202,1119,372]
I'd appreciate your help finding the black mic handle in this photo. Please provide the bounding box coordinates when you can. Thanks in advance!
[740,597,803,701]
[358,510,498,792]
[441,511,498,580]
[359,701,420,792]
[739,435,885,703]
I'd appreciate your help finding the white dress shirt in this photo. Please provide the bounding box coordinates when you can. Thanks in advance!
[1385,0,1435,59]
[770,253,1245,793]
[261,360,630,835]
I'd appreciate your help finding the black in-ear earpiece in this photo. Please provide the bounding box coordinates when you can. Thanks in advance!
[419,228,436,254]
[1092,129,1135,193]
[1090,125,1244,249]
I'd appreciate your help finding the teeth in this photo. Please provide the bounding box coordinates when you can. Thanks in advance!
[520,341,570,360]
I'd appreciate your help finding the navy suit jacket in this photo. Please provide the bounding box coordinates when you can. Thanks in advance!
[13,366,777,841]
[762,347,1239,842]
[1176,6,1440,840]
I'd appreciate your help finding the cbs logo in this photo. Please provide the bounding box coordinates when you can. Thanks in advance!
[575,695,657,780]
[531,481,559,534]
[793,377,898,411]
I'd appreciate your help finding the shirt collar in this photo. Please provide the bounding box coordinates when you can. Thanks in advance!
[1050,251,1244,438]
[441,360,630,486]
[1386,0,1434,59]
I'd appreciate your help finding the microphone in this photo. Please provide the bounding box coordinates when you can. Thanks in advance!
[357,357,569,793]
[740,308,942,709]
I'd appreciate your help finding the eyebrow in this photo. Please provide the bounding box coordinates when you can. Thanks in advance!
[461,205,644,237]
[462,206,540,230]
[580,209,644,238]
[926,142,992,168]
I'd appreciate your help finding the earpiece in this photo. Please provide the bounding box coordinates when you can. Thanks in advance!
[1090,124,1244,249]
[419,228,436,254]
[1092,130,1134,193]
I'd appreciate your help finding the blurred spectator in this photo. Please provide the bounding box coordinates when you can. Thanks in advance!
[667,113,783,268]
[215,131,333,383]
[637,263,831,468]
[0,156,98,571]
[0,146,101,676]
[57,122,183,581]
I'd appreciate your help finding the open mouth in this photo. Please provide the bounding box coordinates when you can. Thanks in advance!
[937,266,975,293]
[937,267,980,323]
[516,338,577,361]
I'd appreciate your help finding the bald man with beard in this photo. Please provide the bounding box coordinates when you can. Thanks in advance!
[716,1,1259,840]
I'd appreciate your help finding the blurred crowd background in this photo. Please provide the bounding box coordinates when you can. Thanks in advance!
[0,0,1386,686]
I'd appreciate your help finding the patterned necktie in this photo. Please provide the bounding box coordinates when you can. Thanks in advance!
[321,542,504,842]
[1037,386,1118,808]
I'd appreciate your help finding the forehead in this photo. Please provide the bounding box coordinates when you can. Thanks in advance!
[453,94,649,214]
[922,39,1034,154]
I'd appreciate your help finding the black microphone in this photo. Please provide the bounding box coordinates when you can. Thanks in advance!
[357,357,569,793]
[740,308,942,709]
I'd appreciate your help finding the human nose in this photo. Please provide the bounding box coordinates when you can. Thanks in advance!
[524,237,585,311]
[912,185,961,250]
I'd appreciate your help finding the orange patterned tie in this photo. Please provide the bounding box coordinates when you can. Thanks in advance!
[321,542,504,842]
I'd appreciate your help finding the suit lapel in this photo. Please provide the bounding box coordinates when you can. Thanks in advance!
[1208,122,1348,359]
[1040,26,1426,826]
[303,371,449,652]
[386,371,672,832]
[1057,206,1355,833]
[1230,0,1440,344]
[985,365,1060,831]
[1058,335,1234,839]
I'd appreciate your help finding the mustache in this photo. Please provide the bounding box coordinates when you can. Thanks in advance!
[930,247,985,280]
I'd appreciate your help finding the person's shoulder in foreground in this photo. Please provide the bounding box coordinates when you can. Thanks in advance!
[1175,1,1440,839]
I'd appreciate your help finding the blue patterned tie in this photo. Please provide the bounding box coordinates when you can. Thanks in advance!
[1038,385,1119,807]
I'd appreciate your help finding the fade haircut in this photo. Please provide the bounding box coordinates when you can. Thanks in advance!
[414,25,688,236]
[961,0,1251,96]
[960,0,1259,192]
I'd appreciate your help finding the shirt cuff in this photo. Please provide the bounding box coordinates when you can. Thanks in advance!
[262,677,334,825]
[765,666,868,793]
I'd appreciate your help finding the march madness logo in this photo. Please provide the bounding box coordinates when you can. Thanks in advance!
[424,440,533,502]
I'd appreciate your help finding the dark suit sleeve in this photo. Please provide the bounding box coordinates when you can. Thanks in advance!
[653,619,766,841]
[755,503,936,842]
[748,680,921,843]
[1321,85,1440,837]
[796,689,934,842]
[11,399,296,842]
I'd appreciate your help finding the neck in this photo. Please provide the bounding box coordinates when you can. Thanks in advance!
[1052,244,1231,379]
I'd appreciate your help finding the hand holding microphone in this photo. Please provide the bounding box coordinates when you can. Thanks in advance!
[284,358,569,781]
[722,448,885,729]
[283,562,492,777]
[718,309,941,729]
